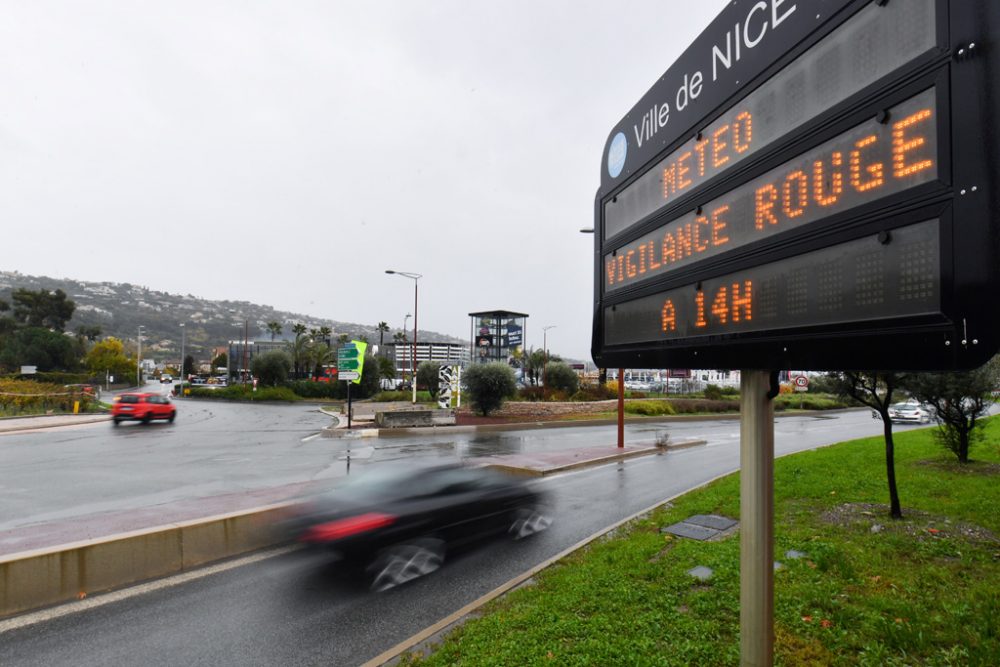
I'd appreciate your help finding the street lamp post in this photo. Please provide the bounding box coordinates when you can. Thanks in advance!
[179,323,186,383]
[542,325,556,394]
[137,325,144,387]
[386,270,422,404]
[402,313,411,385]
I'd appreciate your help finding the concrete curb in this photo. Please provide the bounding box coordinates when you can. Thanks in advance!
[0,503,290,619]
[485,447,660,477]
[369,408,865,437]
[483,439,707,477]
[0,415,111,434]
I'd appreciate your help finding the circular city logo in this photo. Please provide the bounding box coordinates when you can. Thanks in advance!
[607,132,627,178]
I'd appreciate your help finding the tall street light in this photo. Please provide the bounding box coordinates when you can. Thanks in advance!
[402,313,412,385]
[542,325,556,394]
[386,270,422,404]
[137,325,144,387]
[179,323,186,383]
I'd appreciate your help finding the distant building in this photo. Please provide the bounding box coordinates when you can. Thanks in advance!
[468,310,528,364]
[384,342,470,380]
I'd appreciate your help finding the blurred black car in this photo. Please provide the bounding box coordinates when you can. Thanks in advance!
[282,463,551,591]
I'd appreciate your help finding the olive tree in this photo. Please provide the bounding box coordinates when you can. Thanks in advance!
[829,371,904,519]
[463,362,517,416]
[544,361,579,396]
[417,361,442,398]
[901,358,1000,463]
[252,350,292,387]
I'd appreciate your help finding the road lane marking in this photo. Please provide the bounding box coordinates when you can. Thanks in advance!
[301,433,321,442]
[0,546,297,635]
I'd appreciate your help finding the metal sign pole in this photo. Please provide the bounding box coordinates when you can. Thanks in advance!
[740,369,775,666]
[617,368,625,447]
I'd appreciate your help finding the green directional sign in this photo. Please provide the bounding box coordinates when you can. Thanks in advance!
[337,341,367,384]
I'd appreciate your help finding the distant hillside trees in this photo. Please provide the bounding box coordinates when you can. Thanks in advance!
[11,288,75,331]
[0,288,79,372]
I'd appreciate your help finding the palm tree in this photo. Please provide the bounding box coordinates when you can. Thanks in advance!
[319,326,332,346]
[376,321,390,350]
[290,324,308,378]
[266,321,282,341]
[308,340,335,379]
[338,333,350,345]
[288,336,311,380]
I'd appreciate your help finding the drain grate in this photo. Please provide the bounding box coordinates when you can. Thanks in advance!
[662,514,738,541]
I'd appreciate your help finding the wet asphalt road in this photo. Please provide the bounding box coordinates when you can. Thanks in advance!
[0,408,905,666]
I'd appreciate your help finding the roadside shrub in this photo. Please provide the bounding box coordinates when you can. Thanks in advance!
[417,361,442,398]
[543,362,579,396]
[669,398,740,414]
[27,371,92,385]
[625,400,677,416]
[518,386,545,402]
[371,390,433,402]
[571,383,617,401]
[774,394,849,411]
[286,381,340,399]
[463,362,517,416]
[703,384,725,400]
[186,385,301,402]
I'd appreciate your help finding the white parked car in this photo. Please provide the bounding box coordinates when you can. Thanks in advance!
[888,402,933,424]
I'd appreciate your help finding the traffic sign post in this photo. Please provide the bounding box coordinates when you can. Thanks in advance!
[337,341,368,429]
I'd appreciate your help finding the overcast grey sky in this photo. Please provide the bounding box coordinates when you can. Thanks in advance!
[1,0,727,360]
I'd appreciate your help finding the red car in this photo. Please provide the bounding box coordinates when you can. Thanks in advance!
[112,392,177,425]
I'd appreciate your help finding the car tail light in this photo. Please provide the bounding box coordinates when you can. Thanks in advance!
[301,513,396,543]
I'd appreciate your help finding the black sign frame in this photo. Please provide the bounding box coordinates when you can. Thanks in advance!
[591,0,1000,372]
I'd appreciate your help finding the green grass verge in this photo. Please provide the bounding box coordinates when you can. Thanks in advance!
[402,418,1000,666]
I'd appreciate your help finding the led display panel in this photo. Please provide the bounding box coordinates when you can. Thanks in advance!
[605,220,939,344]
[604,89,937,294]
[603,0,936,240]
[592,0,1000,371]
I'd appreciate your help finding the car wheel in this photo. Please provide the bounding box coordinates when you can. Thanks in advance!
[113,418,121,426]
[370,540,445,592]
[141,413,152,424]
[509,505,553,540]
[168,413,176,423]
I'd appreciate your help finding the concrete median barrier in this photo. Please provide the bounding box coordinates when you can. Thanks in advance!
[0,504,290,619]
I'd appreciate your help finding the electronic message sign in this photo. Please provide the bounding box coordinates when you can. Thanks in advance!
[591,0,1000,371]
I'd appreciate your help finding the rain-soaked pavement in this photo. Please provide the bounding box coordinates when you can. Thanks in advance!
[0,402,893,554]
